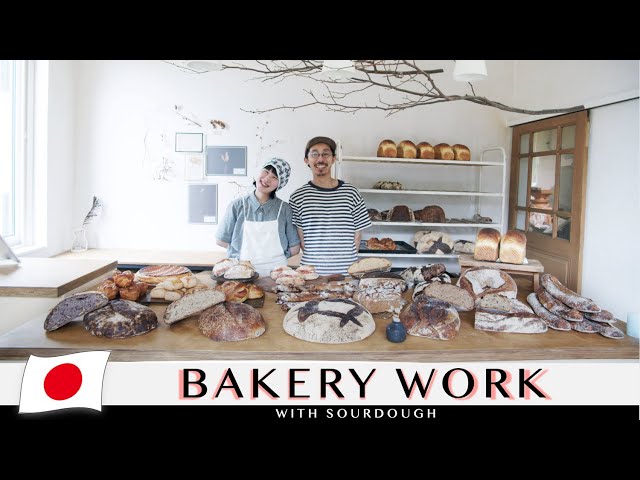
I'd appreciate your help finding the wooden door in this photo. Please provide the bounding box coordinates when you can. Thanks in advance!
[509,111,588,292]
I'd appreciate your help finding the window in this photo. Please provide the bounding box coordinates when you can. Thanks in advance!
[0,60,35,248]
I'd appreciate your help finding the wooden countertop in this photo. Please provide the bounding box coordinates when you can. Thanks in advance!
[0,258,117,297]
[0,276,636,362]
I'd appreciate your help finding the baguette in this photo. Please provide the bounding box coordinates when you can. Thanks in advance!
[536,288,584,322]
[540,274,601,313]
[526,293,572,331]
[163,288,226,324]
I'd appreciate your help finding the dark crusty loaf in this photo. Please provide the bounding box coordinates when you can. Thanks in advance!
[84,299,158,338]
[388,205,415,222]
[474,228,501,261]
[163,288,226,324]
[396,140,417,158]
[400,297,460,340]
[416,142,435,159]
[499,230,527,264]
[540,274,601,313]
[367,208,383,221]
[44,291,110,331]
[377,140,397,158]
[474,299,547,334]
[414,205,446,223]
[536,288,584,321]
[199,302,266,341]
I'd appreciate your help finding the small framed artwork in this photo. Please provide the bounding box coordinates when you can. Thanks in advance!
[188,183,218,224]
[185,154,204,181]
[205,145,247,176]
[175,132,204,153]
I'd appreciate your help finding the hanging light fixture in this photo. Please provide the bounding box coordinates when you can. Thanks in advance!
[453,60,487,82]
[321,60,356,80]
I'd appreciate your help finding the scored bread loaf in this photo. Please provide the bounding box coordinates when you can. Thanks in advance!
[416,142,435,159]
[451,144,471,161]
[433,143,454,160]
[396,140,417,159]
[377,140,397,158]
[163,288,226,324]
[84,299,158,338]
[388,205,415,222]
[499,230,527,264]
[400,297,461,340]
[457,267,518,301]
[135,265,192,285]
[413,283,474,311]
[474,228,501,261]
[199,302,266,341]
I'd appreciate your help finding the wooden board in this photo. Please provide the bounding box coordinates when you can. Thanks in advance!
[0,258,118,297]
[0,276,636,362]
[458,253,544,273]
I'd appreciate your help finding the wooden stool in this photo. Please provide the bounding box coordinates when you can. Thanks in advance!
[457,254,544,291]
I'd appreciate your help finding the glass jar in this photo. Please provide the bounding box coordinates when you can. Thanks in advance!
[386,319,407,343]
[71,227,88,252]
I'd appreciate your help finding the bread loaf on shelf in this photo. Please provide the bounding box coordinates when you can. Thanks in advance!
[416,142,435,159]
[388,205,415,222]
[367,209,383,221]
[474,228,501,261]
[377,140,397,158]
[414,205,446,223]
[451,144,471,161]
[366,237,396,250]
[499,230,527,264]
[433,143,454,160]
[396,140,417,159]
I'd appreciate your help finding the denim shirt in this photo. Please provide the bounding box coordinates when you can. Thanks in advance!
[215,193,300,259]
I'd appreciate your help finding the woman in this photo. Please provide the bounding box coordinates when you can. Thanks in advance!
[215,158,300,277]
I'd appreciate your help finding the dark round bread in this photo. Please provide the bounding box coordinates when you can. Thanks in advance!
[414,205,446,223]
[367,209,383,221]
[44,291,110,331]
[83,299,158,338]
[199,302,265,341]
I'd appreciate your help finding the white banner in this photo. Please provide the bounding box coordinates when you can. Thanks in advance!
[1,359,638,407]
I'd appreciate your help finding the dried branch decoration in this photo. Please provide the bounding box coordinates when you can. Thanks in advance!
[82,196,103,226]
[218,60,584,117]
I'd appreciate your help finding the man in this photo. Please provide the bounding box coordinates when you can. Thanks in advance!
[289,136,371,275]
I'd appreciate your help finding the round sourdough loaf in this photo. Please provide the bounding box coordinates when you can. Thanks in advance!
[416,142,435,159]
[283,299,375,344]
[474,228,501,261]
[83,299,158,338]
[135,265,193,285]
[198,302,265,341]
[457,267,517,301]
[414,205,446,223]
[396,140,417,158]
[499,230,527,264]
[400,297,460,340]
[377,139,397,158]
[44,291,110,331]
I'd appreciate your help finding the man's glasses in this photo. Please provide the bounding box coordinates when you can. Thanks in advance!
[308,151,333,160]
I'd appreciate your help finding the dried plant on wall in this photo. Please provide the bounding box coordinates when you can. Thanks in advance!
[217,60,584,117]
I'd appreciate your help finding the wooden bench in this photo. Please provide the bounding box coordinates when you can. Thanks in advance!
[457,253,545,291]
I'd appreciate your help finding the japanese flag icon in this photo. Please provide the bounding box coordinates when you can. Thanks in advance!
[19,351,111,414]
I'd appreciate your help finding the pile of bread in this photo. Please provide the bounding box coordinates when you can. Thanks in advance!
[373,180,404,190]
[367,205,446,223]
[365,237,396,251]
[270,265,319,286]
[212,258,256,279]
[215,280,264,303]
[474,228,527,264]
[97,270,148,302]
[377,139,470,161]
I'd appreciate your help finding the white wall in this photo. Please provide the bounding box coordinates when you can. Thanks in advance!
[66,60,512,254]
[40,60,75,257]
[581,99,640,321]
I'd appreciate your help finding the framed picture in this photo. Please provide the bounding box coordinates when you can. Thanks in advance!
[184,154,204,181]
[175,132,204,153]
[188,183,218,224]
[205,145,247,176]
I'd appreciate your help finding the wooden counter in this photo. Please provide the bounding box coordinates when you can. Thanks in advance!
[0,277,637,362]
[0,258,117,297]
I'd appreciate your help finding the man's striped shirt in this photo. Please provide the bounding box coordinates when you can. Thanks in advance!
[289,181,371,275]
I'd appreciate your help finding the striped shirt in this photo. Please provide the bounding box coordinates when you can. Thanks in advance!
[289,181,372,275]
